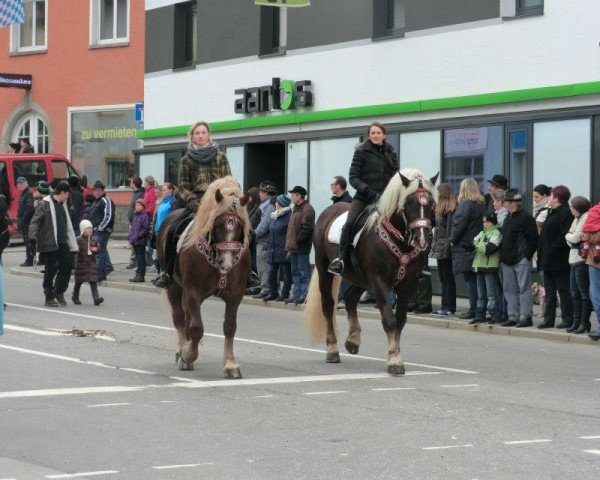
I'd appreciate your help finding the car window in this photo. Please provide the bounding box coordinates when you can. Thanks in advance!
[13,160,47,186]
[51,160,76,182]
[0,162,10,200]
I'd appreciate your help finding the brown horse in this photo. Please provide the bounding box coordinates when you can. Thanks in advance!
[157,176,250,378]
[304,168,438,375]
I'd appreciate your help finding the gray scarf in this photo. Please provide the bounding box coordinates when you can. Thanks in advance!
[187,140,219,164]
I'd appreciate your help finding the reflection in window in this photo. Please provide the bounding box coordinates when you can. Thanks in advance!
[517,0,543,15]
[13,160,47,186]
[443,126,503,194]
[92,0,129,45]
[13,0,46,52]
[259,6,287,56]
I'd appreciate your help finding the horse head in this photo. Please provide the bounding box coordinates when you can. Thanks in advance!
[399,171,438,250]
[212,188,250,271]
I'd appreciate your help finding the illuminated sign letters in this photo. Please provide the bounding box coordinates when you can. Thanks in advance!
[234,77,312,114]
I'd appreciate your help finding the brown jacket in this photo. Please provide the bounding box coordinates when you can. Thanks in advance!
[285,200,315,254]
[74,235,100,283]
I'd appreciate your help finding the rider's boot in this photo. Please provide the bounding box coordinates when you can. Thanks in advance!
[328,225,350,276]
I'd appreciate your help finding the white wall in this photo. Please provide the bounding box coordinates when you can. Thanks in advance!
[145,0,600,132]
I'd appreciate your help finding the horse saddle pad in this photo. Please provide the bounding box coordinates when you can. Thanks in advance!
[327,212,366,247]
[176,220,195,253]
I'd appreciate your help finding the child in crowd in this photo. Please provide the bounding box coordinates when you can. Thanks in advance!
[129,198,150,283]
[264,194,293,302]
[72,219,103,306]
[468,212,503,324]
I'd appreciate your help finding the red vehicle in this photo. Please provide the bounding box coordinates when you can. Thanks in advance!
[0,153,91,237]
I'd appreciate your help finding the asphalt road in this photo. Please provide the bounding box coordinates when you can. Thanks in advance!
[1,244,600,480]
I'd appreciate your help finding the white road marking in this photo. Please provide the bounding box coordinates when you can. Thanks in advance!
[371,387,416,391]
[7,303,479,374]
[584,450,600,456]
[422,444,473,450]
[45,471,118,479]
[120,368,156,374]
[0,386,147,399]
[440,384,479,388]
[304,390,347,396]
[580,435,600,439]
[503,439,552,445]
[87,403,132,408]
[254,394,274,398]
[4,324,65,336]
[152,463,212,470]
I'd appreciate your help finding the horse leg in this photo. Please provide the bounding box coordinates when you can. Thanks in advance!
[372,282,405,376]
[179,290,205,370]
[166,284,192,369]
[319,270,340,363]
[222,299,242,379]
[344,285,365,355]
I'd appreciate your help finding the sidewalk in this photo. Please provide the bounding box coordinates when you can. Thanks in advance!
[10,240,598,345]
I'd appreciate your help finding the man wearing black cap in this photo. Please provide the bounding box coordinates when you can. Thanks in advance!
[16,177,35,266]
[28,181,78,307]
[485,174,508,213]
[285,186,315,304]
[499,188,539,327]
[87,181,115,282]
[253,180,278,299]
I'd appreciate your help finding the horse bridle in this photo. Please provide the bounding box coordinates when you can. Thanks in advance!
[400,187,433,240]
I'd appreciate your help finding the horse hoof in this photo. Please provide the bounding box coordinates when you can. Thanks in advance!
[326,352,341,363]
[224,367,242,379]
[178,357,194,371]
[387,364,405,376]
[344,340,359,355]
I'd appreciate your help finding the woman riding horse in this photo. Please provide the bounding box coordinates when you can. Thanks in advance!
[328,122,399,275]
[154,121,259,291]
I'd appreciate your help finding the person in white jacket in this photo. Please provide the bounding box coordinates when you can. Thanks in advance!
[565,196,592,333]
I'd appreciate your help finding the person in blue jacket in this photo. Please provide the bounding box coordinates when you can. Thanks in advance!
[263,194,293,302]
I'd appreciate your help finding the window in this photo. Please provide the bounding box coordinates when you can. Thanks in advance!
[516,0,543,16]
[51,161,77,183]
[173,1,197,69]
[373,0,405,40]
[13,113,49,153]
[90,0,129,46]
[10,0,46,53]
[259,6,287,56]
[13,160,47,186]
[443,126,503,194]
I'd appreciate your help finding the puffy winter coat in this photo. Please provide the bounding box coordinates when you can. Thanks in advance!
[450,199,485,274]
[565,212,588,265]
[266,208,291,263]
[430,211,454,260]
[74,235,99,283]
[349,140,399,203]
[472,225,502,272]
[128,211,150,246]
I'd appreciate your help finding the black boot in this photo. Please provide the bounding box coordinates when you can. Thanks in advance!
[328,225,350,276]
[152,271,170,289]
[575,298,593,334]
[91,282,104,306]
[71,283,82,305]
[129,272,145,283]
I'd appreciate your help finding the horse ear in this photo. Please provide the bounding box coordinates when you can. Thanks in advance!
[430,172,439,186]
[399,173,411,188]
[215,188,224,203]
[239,194,250,207]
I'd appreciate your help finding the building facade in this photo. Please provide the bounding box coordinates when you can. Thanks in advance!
[141,0,600,222]
[0,0,144,191]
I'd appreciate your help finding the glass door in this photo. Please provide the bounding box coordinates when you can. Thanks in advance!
[506,124,532,211]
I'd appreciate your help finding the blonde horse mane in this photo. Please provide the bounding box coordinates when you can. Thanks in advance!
[182,176,250,249]
[366,168,438,231]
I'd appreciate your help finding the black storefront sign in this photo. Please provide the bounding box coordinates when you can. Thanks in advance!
[235,77,312,114]
[0,73,32,90]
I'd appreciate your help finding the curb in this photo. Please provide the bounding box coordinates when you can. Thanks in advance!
[10,267,599,346]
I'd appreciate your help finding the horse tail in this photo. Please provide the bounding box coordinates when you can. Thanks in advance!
[303,268,341,344]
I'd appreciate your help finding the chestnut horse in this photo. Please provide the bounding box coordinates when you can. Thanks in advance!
[304,169,438,375]
[157,176,250,378]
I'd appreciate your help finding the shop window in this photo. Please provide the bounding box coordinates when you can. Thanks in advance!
[13,160,47,186]
[400,131,441,177]
[166,151,185,185]
[516,0,543,16]
[259,6,287,57]
[105,155,133,188]
[10,0,46,54]
[443,126,503,194]
[373,0,405,40]
[90,0,129,46]
[173,1,197,69]
[224,146,245,192]
[533,119,591,200]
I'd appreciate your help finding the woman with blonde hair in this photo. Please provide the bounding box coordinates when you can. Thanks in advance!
[430,183,458,316]
[450,178,486,319]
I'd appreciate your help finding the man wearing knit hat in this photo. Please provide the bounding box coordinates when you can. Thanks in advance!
[28,181,78,307]
[16,177,35,266]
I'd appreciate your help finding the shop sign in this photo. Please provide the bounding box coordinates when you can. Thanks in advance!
[444,128,488,157]
[0,73,32,90]
[234,77,312,114]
